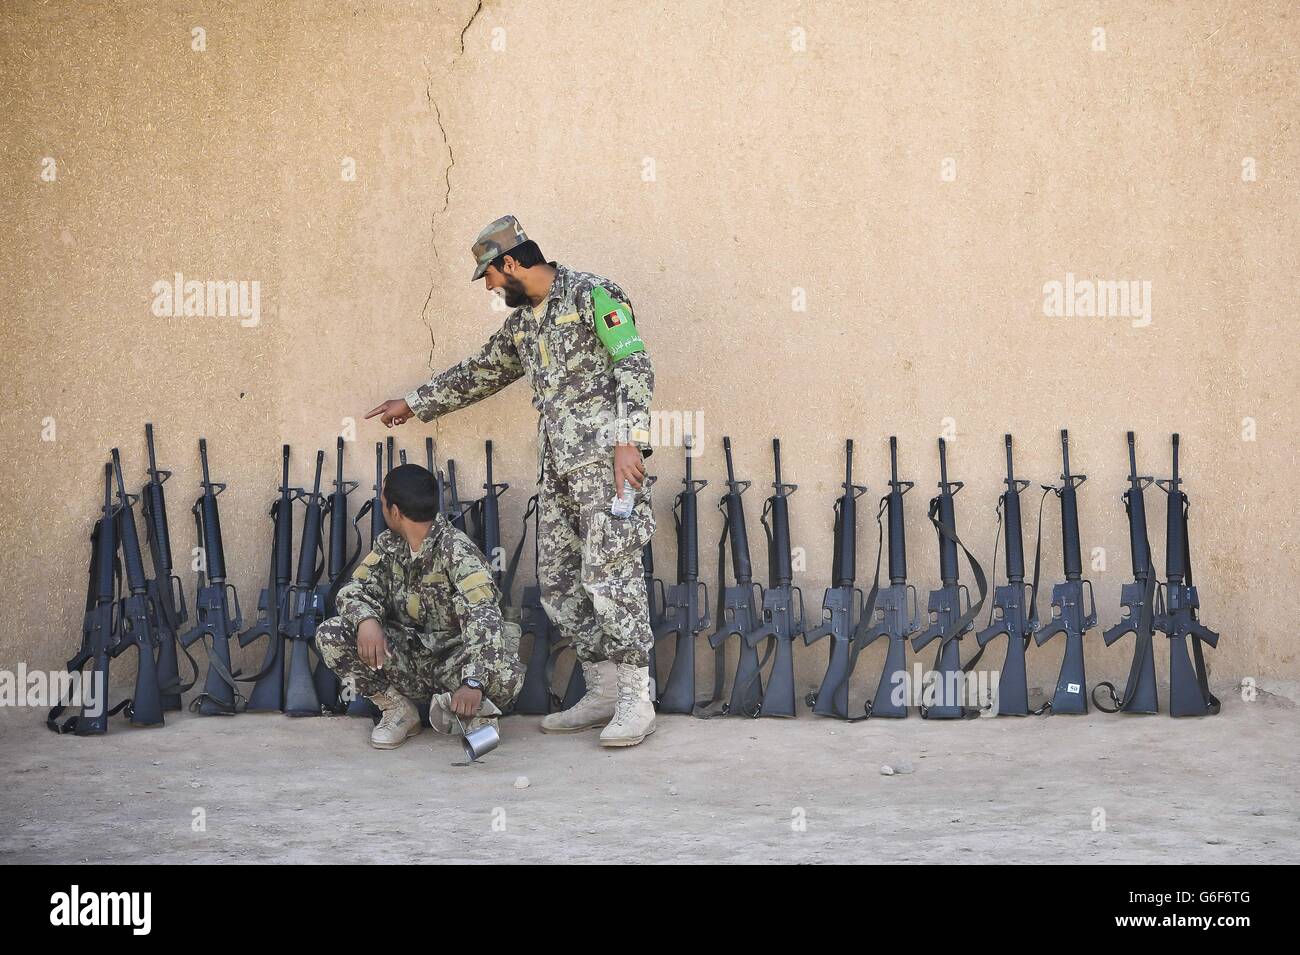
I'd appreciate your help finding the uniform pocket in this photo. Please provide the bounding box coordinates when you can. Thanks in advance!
[586,494,656,568]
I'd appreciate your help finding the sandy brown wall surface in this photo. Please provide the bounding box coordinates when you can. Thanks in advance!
[2,0,1296,706]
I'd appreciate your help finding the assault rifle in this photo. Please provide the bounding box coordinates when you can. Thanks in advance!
[643,534,667,700]
[445,459,471,534]
[109,449,166,727]
[1032,430,1096,714]
[240,445,300,713]
[911,438,987,719]
[741,438,804,718]
[1095,431,1160,714]
[974,435,1036,716]
[511,495,559,714]
[179,439,246,715]
[472,440,508,582]
[804,439,869,719]
[700,437,764,717]
[47,465,130,735]
[353,440,388,549]
[141,424,189,711]
[1155,434,1221,717]
[311,436,362,711]
[654,438,710,714]
[344,440,389,717]
[857,436,920,718]
[282,450,328,715]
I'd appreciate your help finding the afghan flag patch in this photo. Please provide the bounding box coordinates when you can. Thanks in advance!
[591,285,645,362]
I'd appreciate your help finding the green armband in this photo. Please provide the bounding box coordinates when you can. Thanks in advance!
[591,286,645,362]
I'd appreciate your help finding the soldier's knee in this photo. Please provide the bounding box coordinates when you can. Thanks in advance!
[314,616,354,663]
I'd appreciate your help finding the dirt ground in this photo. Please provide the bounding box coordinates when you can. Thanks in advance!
[2,689,1294,865]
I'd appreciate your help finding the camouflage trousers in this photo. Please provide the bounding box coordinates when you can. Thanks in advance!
[538,454,656,667]
[315,616,522,711]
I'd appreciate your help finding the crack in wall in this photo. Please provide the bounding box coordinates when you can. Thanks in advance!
[459,0,484,55]
[415,1,481,379]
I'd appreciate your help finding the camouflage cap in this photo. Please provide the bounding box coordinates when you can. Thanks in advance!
[470,215,529,280]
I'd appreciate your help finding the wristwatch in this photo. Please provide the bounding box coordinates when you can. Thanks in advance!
[461,678,484,692]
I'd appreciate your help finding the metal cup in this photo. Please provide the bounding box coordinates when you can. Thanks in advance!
[454,715,500,762]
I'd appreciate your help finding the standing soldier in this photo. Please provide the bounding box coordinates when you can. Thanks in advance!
[366,215,658,747]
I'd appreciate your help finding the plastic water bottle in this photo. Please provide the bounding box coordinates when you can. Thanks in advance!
[610,480,634,519]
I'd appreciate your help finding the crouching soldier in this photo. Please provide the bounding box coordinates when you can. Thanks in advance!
[316,464,523,749]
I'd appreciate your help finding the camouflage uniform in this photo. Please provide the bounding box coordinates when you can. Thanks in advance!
[316,518,523,709]
[405,259,656,668]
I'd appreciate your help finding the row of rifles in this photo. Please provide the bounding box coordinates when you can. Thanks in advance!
[50,427,507,735]
[634,430,1220,722]
[53,424,1219,736]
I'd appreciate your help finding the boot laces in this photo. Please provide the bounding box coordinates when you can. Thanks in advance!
[613,669,641,722]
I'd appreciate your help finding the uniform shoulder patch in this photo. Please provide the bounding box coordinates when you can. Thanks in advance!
[590,285,645,362]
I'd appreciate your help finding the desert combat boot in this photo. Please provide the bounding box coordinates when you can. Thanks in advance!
[599,663,656,747]
[369,688,422,749]
[539,659,618,733]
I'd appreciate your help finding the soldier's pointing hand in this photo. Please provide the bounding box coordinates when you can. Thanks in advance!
[364,398,413,428]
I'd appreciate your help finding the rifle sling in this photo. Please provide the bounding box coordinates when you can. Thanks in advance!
[1183,497,1220,715]
[918,495,987,719]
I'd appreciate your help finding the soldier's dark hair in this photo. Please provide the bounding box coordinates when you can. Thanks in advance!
[383,464,440,522]
[492,239,546,271]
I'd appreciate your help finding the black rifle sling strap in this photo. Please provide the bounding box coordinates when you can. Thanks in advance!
[1093,557,1157,713]
[185,501,248,714]
[982,496,1006,632]
[823,496,886,722]
[718,493,785,718]
[141,488,201,698]
[922,494,988,720]
[1183,497,1221,715]
[1093,486,1159,714]
[1024,486,1055,715]
[47,516,133,734]
[502,493,540,608]
[505,495,565,710]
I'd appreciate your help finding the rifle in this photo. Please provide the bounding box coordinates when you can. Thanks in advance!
[699,437,764,717]
[310,437,363,711]
[446,459,472,535]
[857,436,920,718]
[179,439,246,715]
[911,438,987,719]
[47,465,131,735]
[1155,433,1221,717]
[740,438,805,717]
[239,445,300,712]
[1095,431,1160,714]
[282,449,328,716]
[1032,429,1097,714]
[654,438,710,714]
[804,439,869,719]
[511,495,560,714]
[140,423,189,711]
[974,435,1036,716]
[353,440,388,548]
[643,533,668,700]
[473,440,508,581]
[109,449,166,727]
[344,440,389,717]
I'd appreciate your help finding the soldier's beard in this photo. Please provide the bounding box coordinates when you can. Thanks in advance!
[501,275,530,309]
